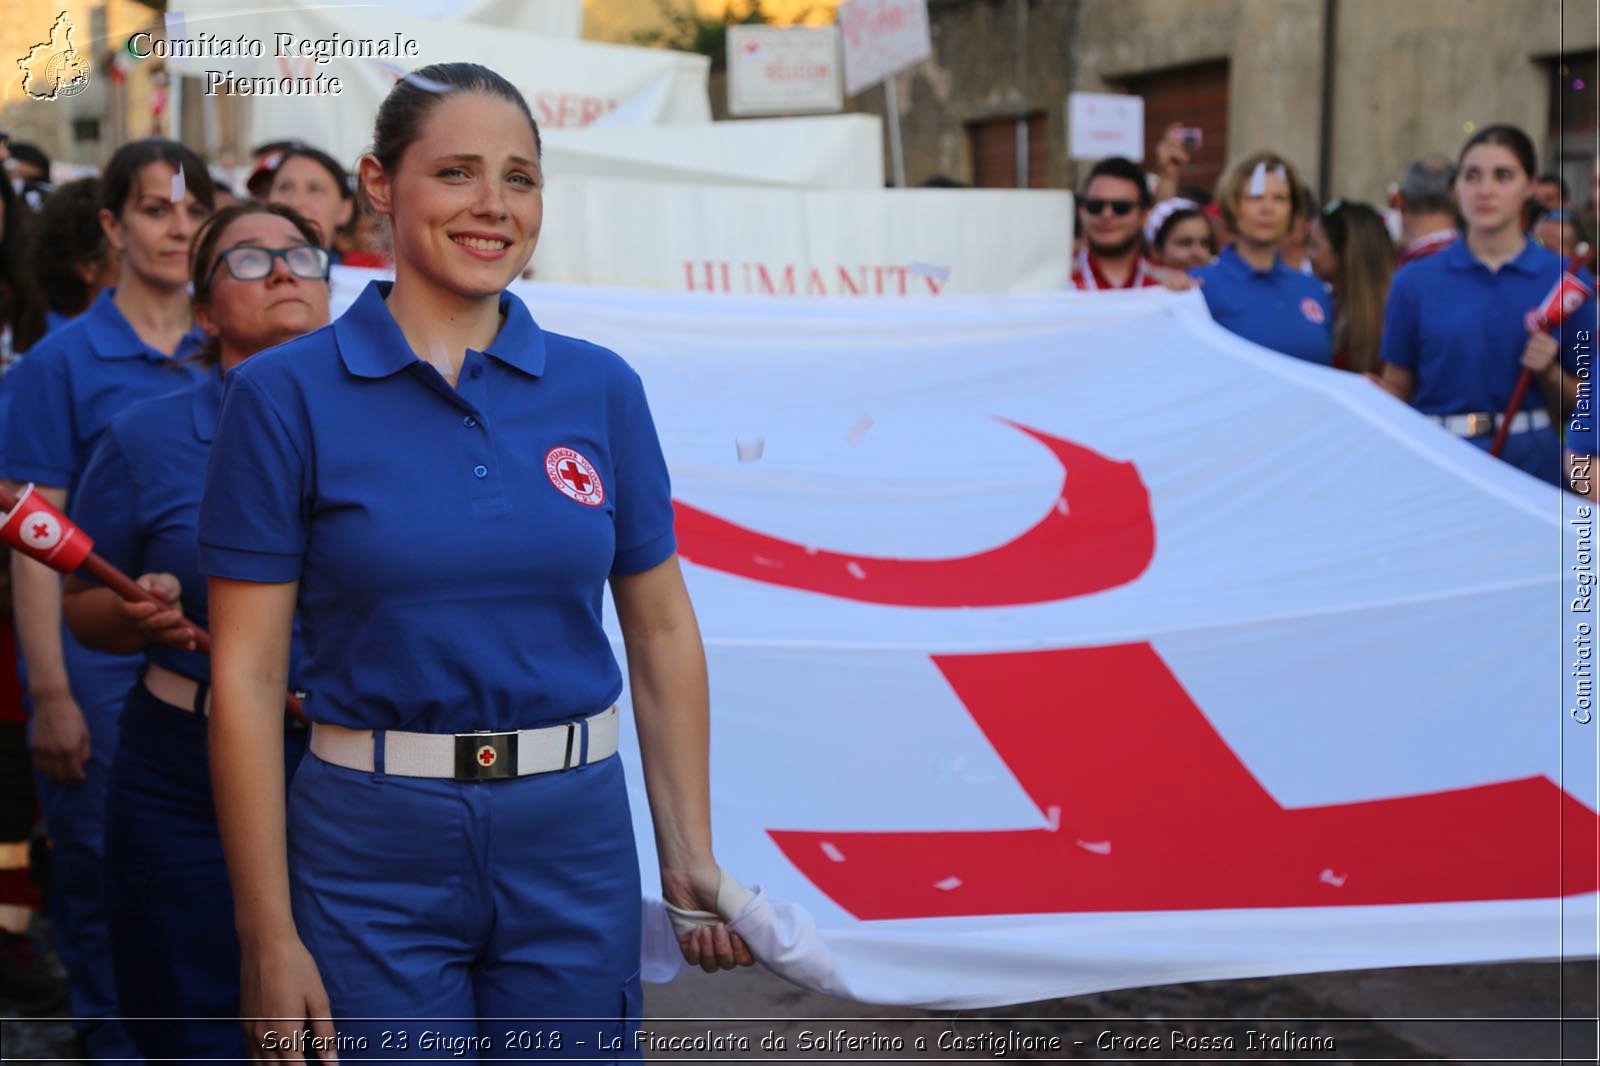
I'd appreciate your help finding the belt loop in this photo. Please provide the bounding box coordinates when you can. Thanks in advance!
[193,681,210,717]
[372,729,387,781]
[578,716,591,767]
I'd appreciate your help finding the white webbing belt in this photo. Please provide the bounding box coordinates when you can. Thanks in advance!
[310,705,619,779]
[1430,409,1552,437]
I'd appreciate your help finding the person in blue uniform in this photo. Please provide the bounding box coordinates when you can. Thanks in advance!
[2,138,212,1061]
[62,202,330,1064]
[198,63,751,1062]
[1192,152,1334,364]
[1380,124,1598,487]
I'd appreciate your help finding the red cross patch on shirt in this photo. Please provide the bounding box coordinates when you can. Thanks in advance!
[545,447,606,507]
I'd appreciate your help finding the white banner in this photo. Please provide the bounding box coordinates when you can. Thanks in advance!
[529,177,1072,294]
[326,273,1597,1007]
[542,116,881,189]
[727,25,843,117]
[166,1,709,168]
[838,0,932,96]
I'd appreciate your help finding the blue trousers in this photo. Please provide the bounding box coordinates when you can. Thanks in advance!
[104,681,307,1066]
[28,637,142,1062]
[287,743,643,1062]
[1478,423,1563,486]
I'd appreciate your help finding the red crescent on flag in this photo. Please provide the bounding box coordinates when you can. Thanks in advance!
[672,420,1154,607]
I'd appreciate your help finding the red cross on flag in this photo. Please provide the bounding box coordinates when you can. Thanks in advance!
[0,484,93,574]
[1527,268,1595,332]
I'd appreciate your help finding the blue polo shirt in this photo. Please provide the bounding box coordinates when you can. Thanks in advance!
[1382,237,1598,464]
[2,289,202,497]
[71,368,305,688]
[1,289,203,701]
[1192,246,1334,364]
[198,281,677,733]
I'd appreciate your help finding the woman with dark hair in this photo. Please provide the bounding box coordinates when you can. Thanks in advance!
[1380,124,1597,486]
[0,137,212,1061]
[200,63,750,1059]
[1191,151,1334,363]
[0,170,42,365]
[63,201,329,1064]
[17,179,118,353]
[1147,199,1216,270]
[1306,200,1394,375]
[265,143,355,257]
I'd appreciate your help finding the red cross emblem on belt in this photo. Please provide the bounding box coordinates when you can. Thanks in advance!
[476,744,497,767]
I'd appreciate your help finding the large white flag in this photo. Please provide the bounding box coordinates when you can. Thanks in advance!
[328,272,1597,1008]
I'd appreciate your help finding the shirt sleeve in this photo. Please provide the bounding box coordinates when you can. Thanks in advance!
[69,424,143,584]
[197,372,308,583]
[1561,266,1599,457]
[1379,270,1420,372]
[1,349,77,489]
[609,367,677,576]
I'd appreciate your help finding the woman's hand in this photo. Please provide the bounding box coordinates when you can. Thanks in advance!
[1154,123,1191,179]
[29,688,89,782]
[1522,329,1560,374]
[660,861,756,973]
[120,573,196,650]
[240,934,337,1063]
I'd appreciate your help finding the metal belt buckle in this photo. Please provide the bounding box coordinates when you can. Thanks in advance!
[1466,412,1496,437]
[455,730,518,781]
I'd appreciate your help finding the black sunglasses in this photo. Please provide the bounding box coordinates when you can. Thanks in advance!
[205,244,331,285]
[1082,198,1139,216]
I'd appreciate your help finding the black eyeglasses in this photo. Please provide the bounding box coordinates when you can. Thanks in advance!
[1082,198,1139,216]
[205,244,330,285]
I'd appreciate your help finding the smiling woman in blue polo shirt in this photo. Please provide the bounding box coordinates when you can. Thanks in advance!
[1379,124,1597,487]
[198,63,751,1061]
[1192,152,1334,364]
[1,138,212,1062]
[63,201,329,1065]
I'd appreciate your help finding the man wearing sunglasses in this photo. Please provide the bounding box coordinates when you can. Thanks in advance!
[1071,156,1165,291]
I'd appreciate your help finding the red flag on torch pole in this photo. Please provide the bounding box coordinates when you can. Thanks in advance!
[0,483,306,722]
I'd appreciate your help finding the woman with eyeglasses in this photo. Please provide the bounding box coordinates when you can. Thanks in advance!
[1191,151,1334,364]
[0,138,213,1062]
[61,202,330,1064]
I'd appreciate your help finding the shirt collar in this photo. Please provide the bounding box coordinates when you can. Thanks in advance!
[1218,244,1284,279]
[334,281,547,380]
[1444,235,1546,275]
[82,289,205,363]
[192,365,224,443]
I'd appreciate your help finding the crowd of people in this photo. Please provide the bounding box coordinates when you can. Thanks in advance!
[1070,122,1599,494]
[0,84,1594,1061]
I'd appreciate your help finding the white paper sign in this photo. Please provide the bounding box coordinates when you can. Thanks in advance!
[728,25,843,116]
[1068,91,1145,161]
[838,0,932,96]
